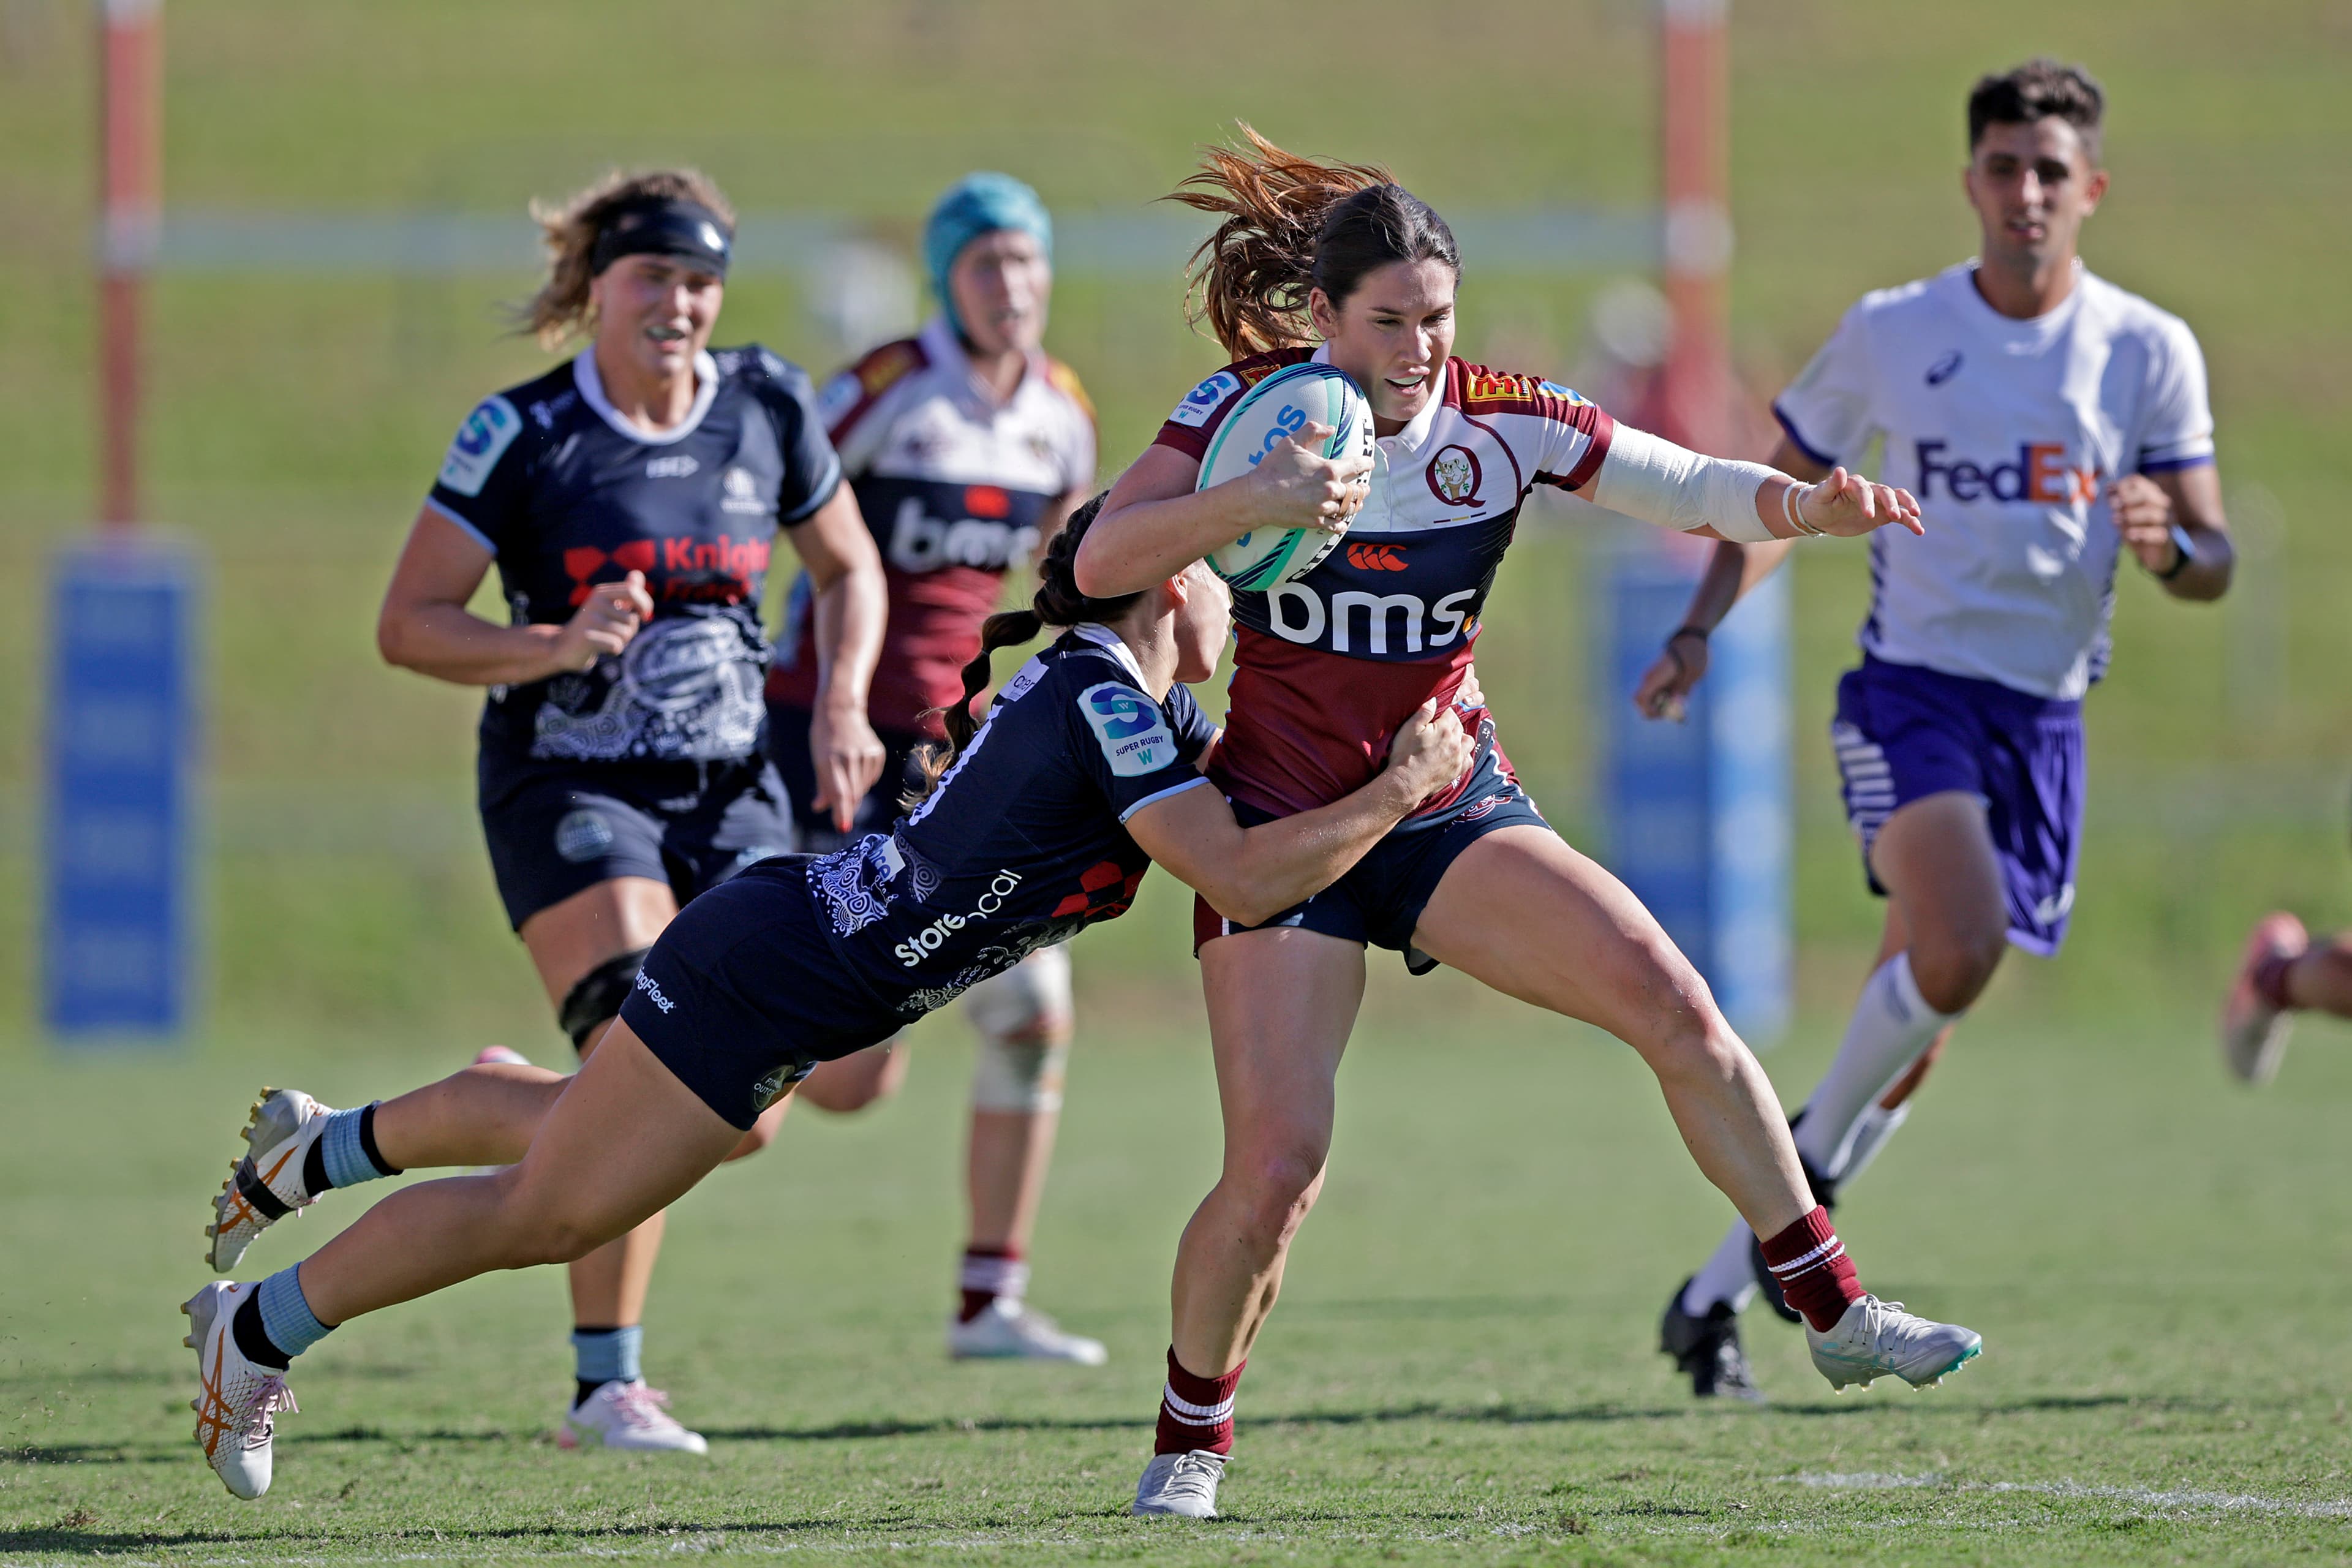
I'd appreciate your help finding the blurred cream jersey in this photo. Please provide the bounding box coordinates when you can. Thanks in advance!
[769,317,1097,736]
[1774,261,2214,701]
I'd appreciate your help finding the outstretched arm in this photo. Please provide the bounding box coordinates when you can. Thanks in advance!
[1129,699,1472,927]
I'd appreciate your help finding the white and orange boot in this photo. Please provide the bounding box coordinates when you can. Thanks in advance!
[182,1281,298,1499]
[207,1088,331,1271]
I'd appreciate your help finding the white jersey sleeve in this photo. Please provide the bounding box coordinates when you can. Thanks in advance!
[2136,315,2215,473]
[1771,301,1879,469]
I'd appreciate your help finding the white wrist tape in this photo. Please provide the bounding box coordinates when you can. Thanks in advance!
[1591,426,1781,545]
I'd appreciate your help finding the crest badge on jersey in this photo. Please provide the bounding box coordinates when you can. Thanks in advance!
[1076,683,1177,777]
[1427,443,1483,507]
[1167,371,1243,429]
[439,394,521,497]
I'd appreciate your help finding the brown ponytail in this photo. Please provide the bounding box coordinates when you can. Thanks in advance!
[903,493,1140,809]
[513,167,736,350]
[1166,124,1459,361]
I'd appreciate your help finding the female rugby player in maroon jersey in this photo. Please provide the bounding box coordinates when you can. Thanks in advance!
[288,170,884,1454]
[1079,131,1982,1518]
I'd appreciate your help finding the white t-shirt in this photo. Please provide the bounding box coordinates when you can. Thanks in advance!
[1774,261,2214,701]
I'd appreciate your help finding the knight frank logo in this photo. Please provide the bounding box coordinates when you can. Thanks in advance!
[1426,444,1482,507]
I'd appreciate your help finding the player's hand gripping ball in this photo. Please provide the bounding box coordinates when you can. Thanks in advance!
[1198,363,1376,591]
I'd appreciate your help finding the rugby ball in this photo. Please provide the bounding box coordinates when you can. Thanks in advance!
[1197,362,1374,591]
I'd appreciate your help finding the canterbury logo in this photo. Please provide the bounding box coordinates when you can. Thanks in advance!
[1345,543,1408,571]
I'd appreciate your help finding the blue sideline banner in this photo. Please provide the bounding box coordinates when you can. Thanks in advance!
[1599,540,1792,1047]
[44,538,198,1039]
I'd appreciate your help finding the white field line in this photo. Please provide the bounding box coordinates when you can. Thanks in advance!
[1792,1470,2352,1520]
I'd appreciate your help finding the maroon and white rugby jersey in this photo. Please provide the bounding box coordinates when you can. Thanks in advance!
[1153,347,1614,820]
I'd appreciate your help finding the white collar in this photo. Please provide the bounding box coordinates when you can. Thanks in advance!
[1071,622,1149,688]
[572,345,720,445]
[919,314,1036,410]
[1948,257,2085,337]
[1312,342,1446,453]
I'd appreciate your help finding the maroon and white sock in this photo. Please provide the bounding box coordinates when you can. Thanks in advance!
[1155,1348,1244,1456]
[957,1246,1028,1324]
[1757,1206,1866,1333]
[2253,951,2299,1011]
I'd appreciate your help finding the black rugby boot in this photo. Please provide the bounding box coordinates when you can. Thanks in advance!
[1660,1278,1765,1403]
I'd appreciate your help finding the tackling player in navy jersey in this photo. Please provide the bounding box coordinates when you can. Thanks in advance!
[213,170,888,1456]
[174,499,1476,1502]
[767,175,1109,1364]
[1085,129,1983,1520]
[1631,62,2237,1401]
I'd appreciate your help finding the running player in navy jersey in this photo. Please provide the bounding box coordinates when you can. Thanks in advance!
[1630,62,2237,1401]
[175,499,1476,1501]
[209,170,888,1456]
[1082,129,1983,1520]
[766,175,1108,1363]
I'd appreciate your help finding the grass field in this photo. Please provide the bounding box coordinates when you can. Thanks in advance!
[6,966,2351,1564]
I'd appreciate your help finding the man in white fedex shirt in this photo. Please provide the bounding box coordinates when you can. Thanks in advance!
[1633,58,2236,1400]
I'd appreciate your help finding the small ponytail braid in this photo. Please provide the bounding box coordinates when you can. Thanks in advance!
[903,494,1140,808]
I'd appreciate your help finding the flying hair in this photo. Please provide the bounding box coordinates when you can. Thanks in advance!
[1166,124,1458,361]
[513,167,736,350]
[904,494,1142,810]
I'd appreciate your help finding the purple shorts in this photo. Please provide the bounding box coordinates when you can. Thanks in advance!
[1831,655,2085,956]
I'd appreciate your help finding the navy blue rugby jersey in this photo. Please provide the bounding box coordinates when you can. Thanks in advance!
[807,624,1216,1017]
[424,344,842,780]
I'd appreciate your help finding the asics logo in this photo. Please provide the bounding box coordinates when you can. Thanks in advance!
[1344,542,1409,571]
[1924,350,1964,386]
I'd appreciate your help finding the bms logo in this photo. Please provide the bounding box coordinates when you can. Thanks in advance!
[1915,440,2100,505]
[1265,584,1479,655]
[886,491,1039,574]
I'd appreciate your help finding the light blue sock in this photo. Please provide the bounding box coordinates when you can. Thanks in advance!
[255,1266,334,1361]
[318,1104,393,1191]
[572,1325,643,1388]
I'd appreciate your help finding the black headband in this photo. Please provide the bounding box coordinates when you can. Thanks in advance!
[589,198,733,279]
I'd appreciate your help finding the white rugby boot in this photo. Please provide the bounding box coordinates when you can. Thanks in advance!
[1132,1450,1226,1517]
[2221,912,2307,1085]
[182,1281,298,1500]
[557,1381,709,1454]
[1806,1295,1983,1391]
[948,1297,1109,1364]
[207,1088,330,1272]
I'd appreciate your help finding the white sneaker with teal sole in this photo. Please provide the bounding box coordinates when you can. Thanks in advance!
[182,1281,298,1500]
[1806,1295,1983,1391]
[948,1298,1108,1364]
[559,1381,709,1454]
[1132,1450,1226,1517]
[207,1088,330,1272]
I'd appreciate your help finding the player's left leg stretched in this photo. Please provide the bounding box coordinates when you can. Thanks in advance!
[1667,791,2005,1394]
[949,946,1105,1365]
[185,1019,747,1499]
[1408,826,1981,1396]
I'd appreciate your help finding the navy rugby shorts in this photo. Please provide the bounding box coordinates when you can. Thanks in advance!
[618,856,904,1129]
[765,703,929,852]
[1191,752,1550,973]
[478,756,796,931]
[1831,654,2086,955]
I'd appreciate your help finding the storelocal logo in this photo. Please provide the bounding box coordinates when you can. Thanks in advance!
[893,870,1025,967]
[1915,439,2100,505]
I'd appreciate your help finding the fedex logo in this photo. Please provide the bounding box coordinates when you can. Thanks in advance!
[1916,440,2101,506]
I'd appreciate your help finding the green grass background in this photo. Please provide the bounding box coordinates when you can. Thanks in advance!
[3,2,2352,1559]
[1,0,2350,1042]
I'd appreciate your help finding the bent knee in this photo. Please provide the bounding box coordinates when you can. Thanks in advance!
[1909,932,2005,1013]
[1224,1141,1329,1240]
[797,1045,904,1114]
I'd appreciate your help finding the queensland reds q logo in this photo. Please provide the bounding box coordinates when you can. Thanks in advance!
[1426,443,1482,507]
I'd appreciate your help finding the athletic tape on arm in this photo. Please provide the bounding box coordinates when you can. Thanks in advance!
[1590,426,1782,545]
